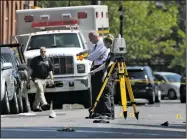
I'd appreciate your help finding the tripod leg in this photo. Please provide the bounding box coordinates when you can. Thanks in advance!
[123,62,139,120]
[89,63,116,118]
[118,62,127,119]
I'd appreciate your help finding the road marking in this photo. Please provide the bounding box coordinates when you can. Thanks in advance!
[130,112,134,117]
[18,113,36,116]
[176,114,182,119]
[1,128,162,136]
[2,127,185,137]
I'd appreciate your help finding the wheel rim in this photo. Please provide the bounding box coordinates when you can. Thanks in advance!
[168,90,175,99]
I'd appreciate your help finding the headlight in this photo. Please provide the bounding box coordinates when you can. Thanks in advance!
[77,64,85,73]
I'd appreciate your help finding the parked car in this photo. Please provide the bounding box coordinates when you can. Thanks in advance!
[114,66,161,104]
[154,72,181,100]
[1,47,30,113]
[180,76,186,103]
[1,57,19,114]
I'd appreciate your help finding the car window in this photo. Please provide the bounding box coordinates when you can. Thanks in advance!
[1,53,13,63]
[127,70,145,79]
[27,33,80,50]
[164,74,181,82]
[146,67,154,80]
[1,53,17,69]
[155,74,165,81]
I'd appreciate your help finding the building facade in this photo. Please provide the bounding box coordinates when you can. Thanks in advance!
[0,0,35,44]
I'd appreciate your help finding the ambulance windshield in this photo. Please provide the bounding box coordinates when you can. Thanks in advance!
[27,33,80,50]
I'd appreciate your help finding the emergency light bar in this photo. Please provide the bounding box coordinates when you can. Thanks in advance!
[32,20,78,28]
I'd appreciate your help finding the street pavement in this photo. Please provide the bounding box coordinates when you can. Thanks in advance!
[1,100,186,138]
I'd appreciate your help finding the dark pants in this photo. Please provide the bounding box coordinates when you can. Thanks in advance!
[91,66,115,117]
[99,83,115,117]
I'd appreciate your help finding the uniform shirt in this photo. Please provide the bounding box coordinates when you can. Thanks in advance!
[30,55,53,79]
[87,40,109,66]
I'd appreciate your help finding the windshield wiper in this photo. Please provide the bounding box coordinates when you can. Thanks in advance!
[50,45,65,48]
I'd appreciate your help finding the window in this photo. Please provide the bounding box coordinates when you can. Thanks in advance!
[27,33,81,50]
[164,74,181,82]
[1,53,12,63]
[1,53,16,69]
[154,75,165,82]
[127,70,145,79]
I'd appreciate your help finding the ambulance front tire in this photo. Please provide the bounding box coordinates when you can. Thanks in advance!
[82,88,92,109]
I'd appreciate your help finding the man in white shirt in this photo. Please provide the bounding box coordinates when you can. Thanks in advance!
[89,34,116,120]
[77,30,109,118]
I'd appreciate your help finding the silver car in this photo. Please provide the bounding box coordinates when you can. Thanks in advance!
[1,58,19,114]
[154,72,181,100]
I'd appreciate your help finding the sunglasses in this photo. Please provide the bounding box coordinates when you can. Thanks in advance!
[41,51,46,53]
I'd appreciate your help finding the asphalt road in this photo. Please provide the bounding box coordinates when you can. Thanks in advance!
[1,100,186,138]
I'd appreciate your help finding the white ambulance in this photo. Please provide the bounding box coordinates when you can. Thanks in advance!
[15,5,109,108]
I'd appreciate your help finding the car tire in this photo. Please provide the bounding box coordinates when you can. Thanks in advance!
[168,89,177,100]
[3,86,11,114]
[10,91,19,114]
[180,97,186,103]
[83,88,92,109]
[148,90,155,104]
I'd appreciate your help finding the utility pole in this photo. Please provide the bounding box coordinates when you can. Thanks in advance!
[34,0,37,6]
[118,4,124,37]
[91,0,100,5]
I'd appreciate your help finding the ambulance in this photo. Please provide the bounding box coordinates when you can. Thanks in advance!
[15,5,109,108]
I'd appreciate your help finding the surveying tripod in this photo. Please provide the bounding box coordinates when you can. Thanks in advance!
[88,57,139,120]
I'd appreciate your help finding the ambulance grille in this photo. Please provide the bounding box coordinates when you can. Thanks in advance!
[49,56,74,75]
[27,56,74,75]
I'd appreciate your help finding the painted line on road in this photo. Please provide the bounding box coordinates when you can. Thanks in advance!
[0,128,166,137]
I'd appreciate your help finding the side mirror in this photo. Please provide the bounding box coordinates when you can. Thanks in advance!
[2,62,13,70]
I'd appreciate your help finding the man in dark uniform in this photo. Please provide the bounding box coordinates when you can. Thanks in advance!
[30,46,54,112]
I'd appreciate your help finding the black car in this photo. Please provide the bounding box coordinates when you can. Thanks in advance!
[114,66,161,104]
[180,76,186,103]
[1,47,30,113]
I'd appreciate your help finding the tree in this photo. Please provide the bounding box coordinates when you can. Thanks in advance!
[34,1,185,72]
[102,1,185,72]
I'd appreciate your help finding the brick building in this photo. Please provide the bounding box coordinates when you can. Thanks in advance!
[0,0,35,44]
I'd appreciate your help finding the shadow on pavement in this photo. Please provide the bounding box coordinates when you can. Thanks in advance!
[1,126,186,138]
[112,122,186,129]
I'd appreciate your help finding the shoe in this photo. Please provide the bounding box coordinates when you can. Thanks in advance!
[97,115,114,120]
[41,104,50,111]
[33,108,42,112]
